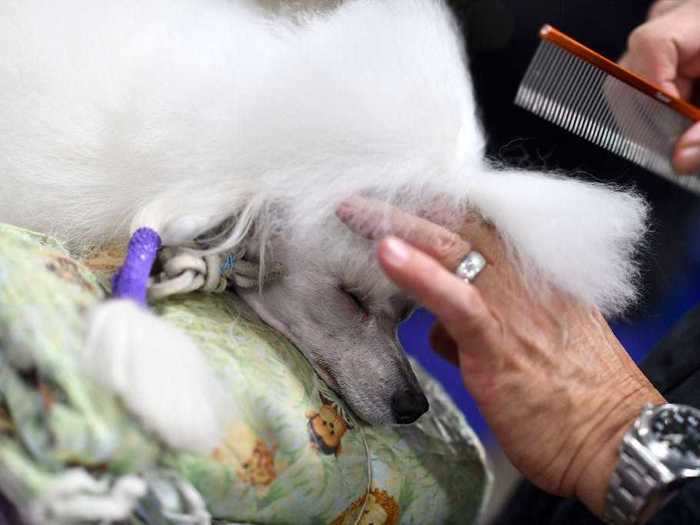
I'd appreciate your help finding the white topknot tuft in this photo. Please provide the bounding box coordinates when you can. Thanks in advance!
[0,0,648,315]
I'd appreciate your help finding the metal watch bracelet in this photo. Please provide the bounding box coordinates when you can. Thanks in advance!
[603,403,685,525]
[604,431,661,525]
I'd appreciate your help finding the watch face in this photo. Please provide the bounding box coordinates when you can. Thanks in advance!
[651,406,700,463]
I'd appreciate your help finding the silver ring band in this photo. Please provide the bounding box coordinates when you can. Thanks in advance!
[455,251,487,283]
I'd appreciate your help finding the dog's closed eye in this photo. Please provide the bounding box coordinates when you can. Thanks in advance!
[340,286,369,321]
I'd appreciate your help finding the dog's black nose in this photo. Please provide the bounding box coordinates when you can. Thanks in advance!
[391,389,429,424]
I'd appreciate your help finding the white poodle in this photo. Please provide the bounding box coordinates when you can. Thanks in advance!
[0,0,647,451]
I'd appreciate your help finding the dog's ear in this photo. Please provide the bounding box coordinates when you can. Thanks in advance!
[191,212,287,289]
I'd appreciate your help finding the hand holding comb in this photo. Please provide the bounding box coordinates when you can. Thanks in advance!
[515,25,700,194]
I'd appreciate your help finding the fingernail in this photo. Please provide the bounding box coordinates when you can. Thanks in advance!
[675,145,700,174]
[382,237,410,267]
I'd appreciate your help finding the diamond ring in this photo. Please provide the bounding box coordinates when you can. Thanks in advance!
[455,251,487,283]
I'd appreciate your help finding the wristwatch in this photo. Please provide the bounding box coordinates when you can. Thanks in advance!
[604,403,700,524]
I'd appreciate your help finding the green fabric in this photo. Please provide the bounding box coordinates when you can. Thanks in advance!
[0,223,491,524]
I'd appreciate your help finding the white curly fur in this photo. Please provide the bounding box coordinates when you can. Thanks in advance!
[0,0,647,312]
[0,0,648,446]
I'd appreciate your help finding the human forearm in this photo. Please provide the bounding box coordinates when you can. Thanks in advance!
[338,196,667,520]
[574,384,666,515]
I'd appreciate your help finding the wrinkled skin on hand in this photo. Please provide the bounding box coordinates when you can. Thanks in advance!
[337,196,665,517]
[619,0,700,174]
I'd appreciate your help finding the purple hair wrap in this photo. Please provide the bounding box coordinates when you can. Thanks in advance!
[111,227,162,305]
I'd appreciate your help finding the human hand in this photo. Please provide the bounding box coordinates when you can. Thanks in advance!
[619,0,700,174]
[336,196,665,517]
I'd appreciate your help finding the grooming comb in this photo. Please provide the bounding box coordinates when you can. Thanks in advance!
[515,25,700,194]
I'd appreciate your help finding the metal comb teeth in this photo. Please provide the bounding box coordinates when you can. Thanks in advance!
[515,26,700,194]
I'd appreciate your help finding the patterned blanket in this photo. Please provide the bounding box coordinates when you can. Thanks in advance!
[0,224,490,524]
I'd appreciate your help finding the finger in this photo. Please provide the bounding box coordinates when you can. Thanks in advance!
[674,122,700,174]
[624,3,700,98]
[623,26,681,98]
[648,0,683,19]
[337,196,473,270]
[679,54,700,80]
[377,236,500,347]
[429,323,460,366]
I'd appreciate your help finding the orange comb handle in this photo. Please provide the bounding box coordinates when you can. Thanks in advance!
[540,25,700,122]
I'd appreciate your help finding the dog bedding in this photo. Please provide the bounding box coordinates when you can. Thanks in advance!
[0,224,490,524]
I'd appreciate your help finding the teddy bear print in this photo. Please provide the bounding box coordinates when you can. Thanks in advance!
[331,489,400,525]
[44,255,96,293]
[237,439,277,487]
[212,424,278,488]
[306,398,350,456]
